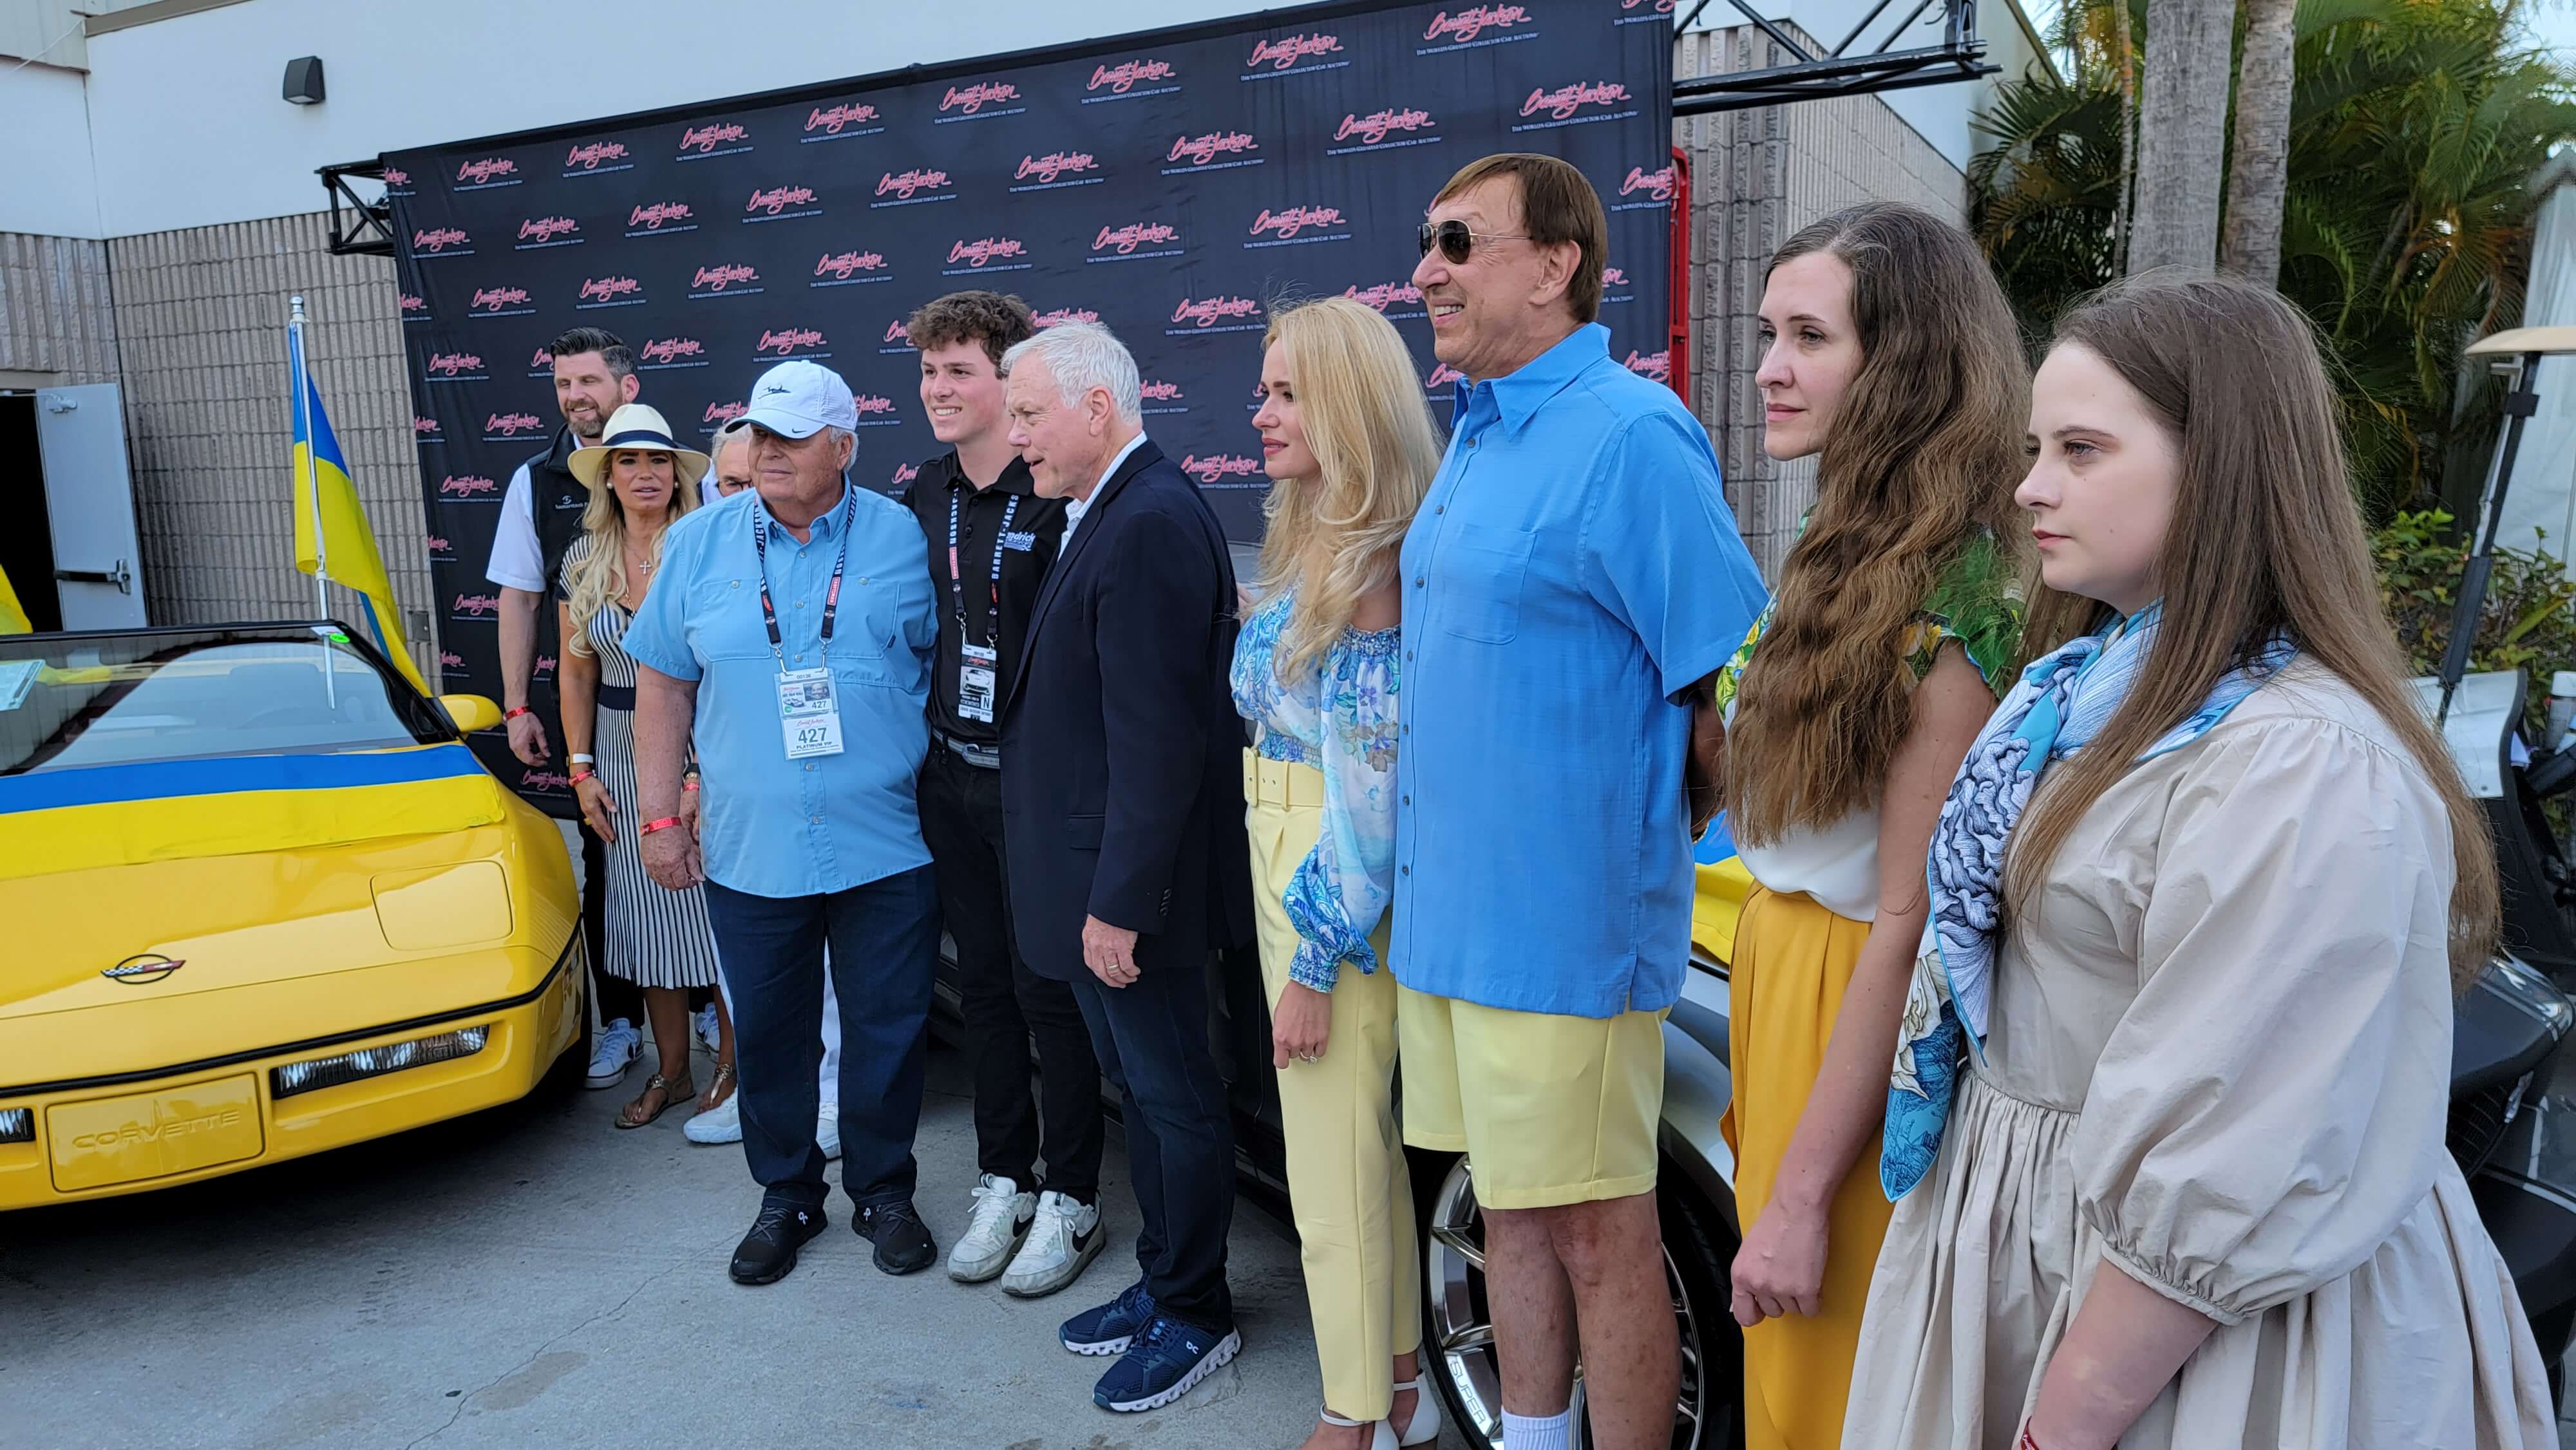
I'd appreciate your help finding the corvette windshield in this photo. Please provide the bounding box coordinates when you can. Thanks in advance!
[0,628,448,776]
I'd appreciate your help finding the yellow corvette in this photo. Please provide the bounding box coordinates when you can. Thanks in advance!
[0,622,585,1209]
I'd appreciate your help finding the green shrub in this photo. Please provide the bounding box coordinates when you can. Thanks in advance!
[2376,509,2576,716]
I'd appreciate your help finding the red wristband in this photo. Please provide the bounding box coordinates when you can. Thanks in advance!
[2020,1427,2044,1450]
[681,779,700,792]
[504,705,535,720]
[639,816,685,836]
[569,769,594,784]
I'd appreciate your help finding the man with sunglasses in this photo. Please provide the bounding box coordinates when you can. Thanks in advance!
[1390,154,1766,1450]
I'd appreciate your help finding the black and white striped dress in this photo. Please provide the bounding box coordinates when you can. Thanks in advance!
[562,537,721,990]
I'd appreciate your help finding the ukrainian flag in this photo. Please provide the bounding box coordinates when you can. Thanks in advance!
[291,328,429,695]
[0,563,28,635]
[1692,811,1756,968]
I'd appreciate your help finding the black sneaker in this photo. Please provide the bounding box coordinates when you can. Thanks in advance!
[857,1198,938,1276]
[730,1201,827,1286]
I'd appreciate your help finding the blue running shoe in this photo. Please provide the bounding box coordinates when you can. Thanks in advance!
[1059,1278,1155,1356]
[1092,1312,1242,1413]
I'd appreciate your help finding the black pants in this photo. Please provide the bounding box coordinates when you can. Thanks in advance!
[920,742,1104,1200]
[1067,958,1236,1332]
[705,869,939,1210]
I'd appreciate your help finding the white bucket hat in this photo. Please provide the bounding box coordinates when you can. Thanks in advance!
[568,403,711,491]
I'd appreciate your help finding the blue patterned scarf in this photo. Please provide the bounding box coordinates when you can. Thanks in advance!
[1879,604,2297,1200]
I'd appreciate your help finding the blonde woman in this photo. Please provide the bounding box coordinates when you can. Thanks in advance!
[1231,297,1445,1450]
[560,402,730,1130]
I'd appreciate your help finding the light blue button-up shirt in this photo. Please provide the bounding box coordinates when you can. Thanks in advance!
[621,484,938,899]
[1392,324,1767,1018]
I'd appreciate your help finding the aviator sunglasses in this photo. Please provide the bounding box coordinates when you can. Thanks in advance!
[1417,219,1530,264]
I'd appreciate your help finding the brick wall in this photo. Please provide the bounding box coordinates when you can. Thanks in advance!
[104,211,433,675]
[1674,24,1969,579]
[0,232,119,386]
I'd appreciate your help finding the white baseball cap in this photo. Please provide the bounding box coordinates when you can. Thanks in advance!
[723,359,857,438]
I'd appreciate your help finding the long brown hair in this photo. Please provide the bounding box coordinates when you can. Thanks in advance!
[2003,274,2497,989]
[1728,203,2071,844]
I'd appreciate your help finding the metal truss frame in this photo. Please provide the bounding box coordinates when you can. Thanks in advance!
[319,160,395,258]
[1671,0,1997,115]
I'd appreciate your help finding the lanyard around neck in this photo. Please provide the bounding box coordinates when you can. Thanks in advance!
[751,489,855,668]
[945,484,1020,646]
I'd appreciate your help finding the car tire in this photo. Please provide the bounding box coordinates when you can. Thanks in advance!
[1417,1151,1743,1450]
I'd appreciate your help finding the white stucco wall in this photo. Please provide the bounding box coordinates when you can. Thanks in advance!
[2,61,105,240]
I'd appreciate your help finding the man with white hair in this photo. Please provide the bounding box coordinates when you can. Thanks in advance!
[998,322,1255,1413]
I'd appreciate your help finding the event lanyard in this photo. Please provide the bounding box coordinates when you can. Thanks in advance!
[945,485,1020,648]
[752,489,855,669]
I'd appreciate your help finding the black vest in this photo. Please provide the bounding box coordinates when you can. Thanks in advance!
[524,426,591,590]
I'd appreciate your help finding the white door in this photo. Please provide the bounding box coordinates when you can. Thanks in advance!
[37,384,148,630]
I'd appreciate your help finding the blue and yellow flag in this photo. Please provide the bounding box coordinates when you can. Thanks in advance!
[290,328,428,695]
[0,563,29,635]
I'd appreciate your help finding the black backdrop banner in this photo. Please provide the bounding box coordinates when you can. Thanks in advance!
[388,0,1678,809]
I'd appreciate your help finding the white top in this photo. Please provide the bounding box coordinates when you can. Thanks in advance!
[1062,431,1148,547]
[1737,809,1882,921]
[484,458,545,593]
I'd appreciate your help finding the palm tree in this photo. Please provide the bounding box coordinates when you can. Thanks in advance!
[2222,0,2299,282]
[2128,0,2235,272]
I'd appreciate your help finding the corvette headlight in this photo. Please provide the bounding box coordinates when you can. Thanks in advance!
[270,1026,489,1099]
[0,1107,30,1144]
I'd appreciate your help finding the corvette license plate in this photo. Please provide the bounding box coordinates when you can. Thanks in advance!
[48,1075,263,1192]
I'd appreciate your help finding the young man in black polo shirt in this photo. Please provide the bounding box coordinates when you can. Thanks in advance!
[900,291,1105,1297]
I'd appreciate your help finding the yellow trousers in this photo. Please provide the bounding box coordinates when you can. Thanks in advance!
[1721,886,1895,1450]
[1244,751,1421,1422]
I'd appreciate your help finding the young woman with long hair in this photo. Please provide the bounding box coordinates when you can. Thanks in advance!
[1230,297,1446,1450]
[1845,274,2553,1448]
[558,402,732,1131]
[1715,202,2082,1450]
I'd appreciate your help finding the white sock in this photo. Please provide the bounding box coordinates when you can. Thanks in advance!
[1501,1406,1573,1450]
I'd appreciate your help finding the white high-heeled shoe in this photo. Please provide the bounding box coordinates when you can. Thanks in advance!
[1390,1375,1445,1447]
[1316,1409,1396,1450]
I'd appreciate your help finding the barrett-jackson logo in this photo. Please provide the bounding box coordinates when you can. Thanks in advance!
[747,185,818,215]
[1345,281,1425,312]
[940,81,1019,114]
[1335,108,1435,144]
[1033,306,1099,329]
[530,348,554,368]
[1016,151,1097,183]
[706,400,747,428]
[382,165,411,188]
[1604,265,1630,287]
[439,648,464,668]
[1247,33,1343,70]
[455,157,517,185]
[640,337,706,364]
[890,461,921,487]
[806,102,879,134]
[947,237,1027,268]
[1140,380,1185,402]
[426,352,484,376]
[1622,165,1678,201]
[757,328,828,356]
[630,202,694,230]
[1426,362,1467,388]
[440,478,500,500]
[1094,222,1179,254]
[1171,295,1260,328]
[413,416,441,437]
[485,411,545,436]
[884,321,913,344]
[535,655,558,677]
[1624,348,1672,382]
[469,285,531,312]
[1168,131,1257,165]
[1249,205,1343,239]
[581,275,643,302]
[816,250,887,278]
[521,769,573,792]
[1179,453,1264,483]
[399,293,428,315]
[1088,58,1175,92]
[681,122,750,153]
[518,216,580,243]
[1522,81,1633,119]
[412,227,470,253]
[853,394,898,418]
[566,141,629,170]
[877,168,951,198]
[694,263,762,292]
[1425,5,1532,41]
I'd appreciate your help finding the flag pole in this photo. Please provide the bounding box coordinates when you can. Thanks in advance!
[289,295,336,708]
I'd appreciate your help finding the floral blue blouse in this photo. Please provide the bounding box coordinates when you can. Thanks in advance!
[1229,587,1401,994]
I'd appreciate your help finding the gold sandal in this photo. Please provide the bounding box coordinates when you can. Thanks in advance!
[614,1072,697,1129]
[698,1062,738,1114]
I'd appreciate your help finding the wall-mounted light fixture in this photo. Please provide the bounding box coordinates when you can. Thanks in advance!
[283,56,326,106]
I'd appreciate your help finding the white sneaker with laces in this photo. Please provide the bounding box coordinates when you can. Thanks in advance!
[683,1089,741,1144]
[816,1106,842,1162]
[947,1174,1036,1283]
[584,1019,641,1089]
[1001,1189,1104,1299]
[693,1004,720,1054]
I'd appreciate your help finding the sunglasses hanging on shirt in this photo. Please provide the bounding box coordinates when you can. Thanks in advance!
[1417,219,1532,265]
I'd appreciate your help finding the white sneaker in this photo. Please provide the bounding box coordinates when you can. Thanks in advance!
[584,1019,641,1089]
[683,1089,741,1145]
[947,1174,1036,1283]
[693,1004,720,1054]
[1001,1189,1104,1299]
[816,1106,842,1162]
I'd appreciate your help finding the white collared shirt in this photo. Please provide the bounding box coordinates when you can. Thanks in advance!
[1061,431,1148,548]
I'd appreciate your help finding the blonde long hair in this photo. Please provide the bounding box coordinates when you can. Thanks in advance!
[1252,297,1445,682]
[564,451,697,657]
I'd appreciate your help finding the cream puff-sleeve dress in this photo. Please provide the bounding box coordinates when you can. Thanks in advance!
[1842,663,2557,1449]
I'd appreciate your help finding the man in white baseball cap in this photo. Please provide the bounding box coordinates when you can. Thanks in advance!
[624,357,946,1286]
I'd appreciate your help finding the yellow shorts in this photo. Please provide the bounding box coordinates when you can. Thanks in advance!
[1396,983,1665,1210]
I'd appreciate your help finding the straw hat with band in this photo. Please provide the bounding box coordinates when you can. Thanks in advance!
[568,403,710,492]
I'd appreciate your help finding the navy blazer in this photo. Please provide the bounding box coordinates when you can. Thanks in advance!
[1000,438,1255,982]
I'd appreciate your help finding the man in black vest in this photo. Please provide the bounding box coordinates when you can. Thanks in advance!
[896,292,1105,1299]
[484,326,647,1089]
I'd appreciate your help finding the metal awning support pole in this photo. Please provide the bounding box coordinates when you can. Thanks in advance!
[2439,350,2546,722]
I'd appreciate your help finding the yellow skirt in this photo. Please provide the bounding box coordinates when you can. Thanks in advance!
[1720,885,1895,1450]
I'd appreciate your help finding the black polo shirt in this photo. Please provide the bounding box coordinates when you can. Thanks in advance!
[900,451,1067,744]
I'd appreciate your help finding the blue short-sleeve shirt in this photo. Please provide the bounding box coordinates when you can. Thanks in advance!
[621,484,938,899]
[1392,324,1768,1017]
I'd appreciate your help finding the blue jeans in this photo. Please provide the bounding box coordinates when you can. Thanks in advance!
[705,867,938,1211]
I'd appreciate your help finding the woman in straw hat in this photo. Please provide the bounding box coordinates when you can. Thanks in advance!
[560,402,732,1130]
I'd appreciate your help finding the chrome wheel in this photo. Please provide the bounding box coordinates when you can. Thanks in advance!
[1422,1155,1731,1449]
